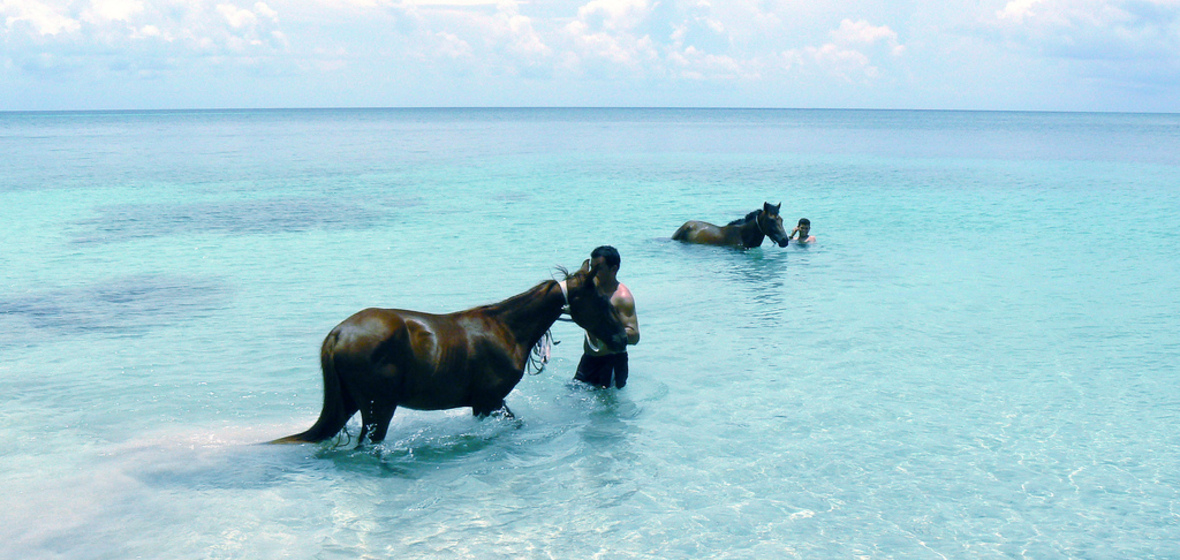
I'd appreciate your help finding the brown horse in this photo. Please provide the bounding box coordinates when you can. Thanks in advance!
[672,202,790,249]
[271,262,627,445]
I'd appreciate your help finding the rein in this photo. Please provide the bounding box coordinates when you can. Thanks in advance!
[753,210,769,236]
[527,278,567,375]
[559,278,605,353]
[526,330,554,375]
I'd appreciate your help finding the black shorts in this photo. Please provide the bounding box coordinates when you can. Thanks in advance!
[574,352,629,389]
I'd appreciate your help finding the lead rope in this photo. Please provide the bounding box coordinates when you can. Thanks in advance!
[526,330,553,375]
[527,279,568,375]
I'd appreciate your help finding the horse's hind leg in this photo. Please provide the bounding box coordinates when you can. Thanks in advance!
[497,402,515,419]
[472,400,514,419]
[358,402,397,444]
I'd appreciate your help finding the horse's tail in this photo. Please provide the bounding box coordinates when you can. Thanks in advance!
[269,331,353,444]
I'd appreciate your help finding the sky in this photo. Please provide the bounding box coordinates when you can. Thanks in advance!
[2,0,1179,112]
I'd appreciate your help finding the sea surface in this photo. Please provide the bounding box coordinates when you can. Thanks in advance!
[2,108,1179,559]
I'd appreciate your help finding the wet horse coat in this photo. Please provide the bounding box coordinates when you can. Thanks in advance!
[672,202,790,249]
[272,264,626,445]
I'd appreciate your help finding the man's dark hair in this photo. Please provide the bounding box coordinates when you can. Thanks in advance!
[591,245,621,268]
[797,218,811,227]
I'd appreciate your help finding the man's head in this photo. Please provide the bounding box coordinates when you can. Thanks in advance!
[796,218,810,234]
[590,245,621,271]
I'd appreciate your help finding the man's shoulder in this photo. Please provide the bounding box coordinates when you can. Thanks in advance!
[611,283,637,313]
[615,282,635,300]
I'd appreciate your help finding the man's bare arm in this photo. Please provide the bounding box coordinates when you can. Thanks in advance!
[617,294,640,345]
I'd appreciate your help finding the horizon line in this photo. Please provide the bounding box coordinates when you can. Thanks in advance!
[3,106,1178,117]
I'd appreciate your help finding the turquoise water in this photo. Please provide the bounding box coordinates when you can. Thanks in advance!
[2,108,1179,559]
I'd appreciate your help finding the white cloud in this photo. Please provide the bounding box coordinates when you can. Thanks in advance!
[2,0,1179,111]
[412,0,499,4]
[254,2,277,20]
[494,1,551,58]
[576,0,652,32]
[136,23,160,36]
[830,19,905,58]
[989,0,1180,62]
[83,0,144,23]
[3,0,81,35]
[768,19,904,83]
[565,20,640,65]
[670,44,758,80]
[558,0,662,75]
[996,0,1043,23]
[831,19,897,45]
[217,4,258,28]
[776,42,880,83]
[435,30,473,58]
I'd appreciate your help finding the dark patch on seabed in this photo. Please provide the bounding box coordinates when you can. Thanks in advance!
[69,196,421,244]
[0,274,231,345]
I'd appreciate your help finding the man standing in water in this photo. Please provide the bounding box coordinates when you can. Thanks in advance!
[574,245,640,389]
[790,218,817,244]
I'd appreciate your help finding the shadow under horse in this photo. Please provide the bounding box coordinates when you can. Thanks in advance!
[672,202,790,249]
[272,262,627,446]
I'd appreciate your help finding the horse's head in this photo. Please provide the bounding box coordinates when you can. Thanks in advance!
[759,202,789,247]
[564,261,628,352]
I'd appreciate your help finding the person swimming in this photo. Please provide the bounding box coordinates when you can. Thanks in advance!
[789,218,816,243]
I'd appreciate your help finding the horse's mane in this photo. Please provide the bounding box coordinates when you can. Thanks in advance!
[477,279,554,314]
[477,267,577,315]
[727,209,760,226]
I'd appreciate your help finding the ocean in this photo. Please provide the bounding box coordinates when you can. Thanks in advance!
[2,108,1178,559]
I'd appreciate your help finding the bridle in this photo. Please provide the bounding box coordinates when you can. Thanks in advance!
[754,210,770,237]
[556,277,606,353]
[557,278,569,304]
[531,279,571,376]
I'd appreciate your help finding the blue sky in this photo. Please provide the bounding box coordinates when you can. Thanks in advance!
[3,0,1179,112]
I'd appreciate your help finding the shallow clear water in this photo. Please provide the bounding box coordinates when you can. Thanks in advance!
[2,108,1179,559]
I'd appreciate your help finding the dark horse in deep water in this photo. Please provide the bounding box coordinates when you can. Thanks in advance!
[272,262,627,445]
[672,202,790,249]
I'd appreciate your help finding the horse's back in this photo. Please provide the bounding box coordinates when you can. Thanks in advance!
[673,220,728,245]
[331,307,460,366]
[337,308,491,401]
[330,308,405,354]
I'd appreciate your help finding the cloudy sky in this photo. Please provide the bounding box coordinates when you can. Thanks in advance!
[3,0,1179,112]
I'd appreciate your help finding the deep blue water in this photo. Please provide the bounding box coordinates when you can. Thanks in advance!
[2,108,1179,559]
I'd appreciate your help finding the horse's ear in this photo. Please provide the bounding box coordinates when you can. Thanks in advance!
[775,202,782,212]
[579,259,591,274]
[763,201,773,213]
[586,260,599,278]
